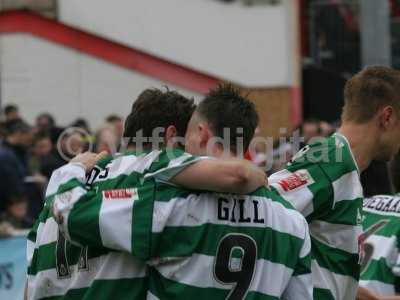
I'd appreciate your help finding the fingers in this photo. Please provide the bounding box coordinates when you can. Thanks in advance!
[95,151,108,161]
[70,151,109,172]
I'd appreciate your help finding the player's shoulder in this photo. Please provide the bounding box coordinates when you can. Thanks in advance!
[252,187,309,236]
[288,134,357,181]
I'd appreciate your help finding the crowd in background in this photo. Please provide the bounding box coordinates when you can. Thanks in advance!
[0,103,397,237]
[0,104,124,236]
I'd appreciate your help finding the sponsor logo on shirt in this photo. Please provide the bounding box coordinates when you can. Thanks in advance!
[102,188,138,200]
[363,195,400,214]
[277,170,314,192]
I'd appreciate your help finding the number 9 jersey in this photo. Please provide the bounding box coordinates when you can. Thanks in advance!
[360,195,400,296]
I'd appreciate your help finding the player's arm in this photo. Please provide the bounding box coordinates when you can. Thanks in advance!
[356,287,380,300]
[168,158,267,194]
[144,149,267,193]
[282,218,313,300]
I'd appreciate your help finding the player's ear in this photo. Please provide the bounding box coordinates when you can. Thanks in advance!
[379,106,395,130]
[165,125,177,147]
[198,123,210,147]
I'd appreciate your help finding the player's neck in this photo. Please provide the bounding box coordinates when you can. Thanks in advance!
[338,123,377,172]
[207,146,236,159]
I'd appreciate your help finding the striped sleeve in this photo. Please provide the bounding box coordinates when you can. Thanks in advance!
[144,149,207,183]
[269,163,333,220]
[56,150,203,256]
[27,163,87,266]
[283,217,313,299]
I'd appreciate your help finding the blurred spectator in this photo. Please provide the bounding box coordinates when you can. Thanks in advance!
[106,114,124,138]
[0,119,32,213]
[29,132,53,174]
[300,118,321,147]
[40,129,86,179]
[3,104,20,122]
[95,125,119,154]
[0,121,5,142]
[319,120,335,137]
[36,113,63,144]
[70,117,92,135]
[0,197,32,237]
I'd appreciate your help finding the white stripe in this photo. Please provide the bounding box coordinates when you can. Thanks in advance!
[332,171,363,205]
[152,253,293,297]
[46,164,86,196]
[96,150,161,183]
[152,194,307,240]
[99,195,135,252]
[311,260,358,300]
[282,274,313,300]
[365,234,397,264]
[269,169,314,217]
[27,239,35,266]
[52,186,88,243]
[28,252,146,300]
[359,280,395,296]
[35,218,59,248]
[147,292,160,300]
[145,154,209,182]
[300,221,311,258]
[309,220,361,254]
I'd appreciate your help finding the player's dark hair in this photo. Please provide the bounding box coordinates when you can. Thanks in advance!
[124,88,196,149]
[343,66,400,123]
[196,84,258,153]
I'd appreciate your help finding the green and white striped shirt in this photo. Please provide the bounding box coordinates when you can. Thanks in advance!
[269,133,363,300]
[27,149,202,300]
[360,195,400,296]
[30,150,314,299]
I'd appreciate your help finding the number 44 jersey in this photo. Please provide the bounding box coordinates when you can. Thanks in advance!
[360,195,400,296]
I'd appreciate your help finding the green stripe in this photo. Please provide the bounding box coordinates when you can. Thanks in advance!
[313,287,335,300]
[361,258,396,284]
[293,254,311,276]
[147,148,187,173]
[132,180,155,260]
[46,178,86,200]
[151,224,303,270]
[311,237,359,279]
[321,198,362,226]
[38,278,147,300]
[149,267,279,300]
[68,192,102,248]
[29,241,112,275]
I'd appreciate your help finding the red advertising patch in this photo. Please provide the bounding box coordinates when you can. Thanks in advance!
[278,171,311,192]
[103,188,137,200]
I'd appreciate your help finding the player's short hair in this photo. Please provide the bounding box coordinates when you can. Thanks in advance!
[196,84,258,153]
[124,88,196,148]
[342,66,400,123]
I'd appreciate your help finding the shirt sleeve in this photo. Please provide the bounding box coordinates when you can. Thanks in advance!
[56,150,203,257]
[269,163,333,220]
[282,218,313,300]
